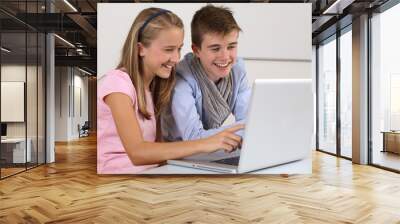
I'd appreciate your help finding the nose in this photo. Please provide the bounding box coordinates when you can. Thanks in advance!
[170,50,180,63]
[219,48,229,60]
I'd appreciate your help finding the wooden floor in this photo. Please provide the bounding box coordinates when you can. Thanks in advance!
[1,135,400,223]
[373,150,400,171]
[1,167,26,178]
[1,163,45,178]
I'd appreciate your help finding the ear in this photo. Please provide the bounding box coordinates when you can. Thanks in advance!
[192,44,200,58]
[137,42,146,57]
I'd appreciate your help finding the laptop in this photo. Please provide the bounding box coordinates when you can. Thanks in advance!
[167,79,314,173]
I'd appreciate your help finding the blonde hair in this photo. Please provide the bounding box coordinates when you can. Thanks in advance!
[117,8,183,122]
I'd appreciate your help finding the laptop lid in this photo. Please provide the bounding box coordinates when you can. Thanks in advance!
[237,79,314,173]
[167,79,314,174]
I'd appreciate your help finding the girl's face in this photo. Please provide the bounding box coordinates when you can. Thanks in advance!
[139,27,184,79]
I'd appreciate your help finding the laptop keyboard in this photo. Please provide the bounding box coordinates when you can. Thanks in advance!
[214,157,240,166]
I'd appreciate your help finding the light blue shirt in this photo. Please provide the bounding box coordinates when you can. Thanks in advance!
[161,53,251,141]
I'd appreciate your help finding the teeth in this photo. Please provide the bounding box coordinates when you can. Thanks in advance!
[163,64,173,69]
[214,62,230,68]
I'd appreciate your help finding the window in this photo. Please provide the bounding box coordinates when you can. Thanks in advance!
[339,28,352,158]
[370,2,400,171]
[318,36,337,155]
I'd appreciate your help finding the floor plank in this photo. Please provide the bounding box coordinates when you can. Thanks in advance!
[0,135,400,223]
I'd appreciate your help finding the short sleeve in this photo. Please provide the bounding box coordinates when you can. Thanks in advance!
[98,70,136,106]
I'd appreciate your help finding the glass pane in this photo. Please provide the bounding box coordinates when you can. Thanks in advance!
[340,29,352,158]
[0,1,46,178]
[27,31,38,169]
[27,0,39,169]
[318,37,337,154]
[371,4,400,171]
[38,32,45,165]
[1,31,27,177]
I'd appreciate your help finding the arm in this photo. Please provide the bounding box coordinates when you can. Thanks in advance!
[105,93,243,166]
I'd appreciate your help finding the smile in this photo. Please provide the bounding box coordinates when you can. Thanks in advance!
[162,64,173,69]
[214,62,231,68]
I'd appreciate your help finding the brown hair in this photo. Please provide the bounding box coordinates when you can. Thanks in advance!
[191,4,241,48]
[117,8,183,122]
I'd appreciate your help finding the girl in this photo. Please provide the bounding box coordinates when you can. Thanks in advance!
[97,8,243,174]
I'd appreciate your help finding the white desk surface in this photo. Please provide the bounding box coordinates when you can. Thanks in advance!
[139,151,312,174]
[1,138,26,143]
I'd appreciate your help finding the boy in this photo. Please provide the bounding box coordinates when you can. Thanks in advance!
[162,4,251,141]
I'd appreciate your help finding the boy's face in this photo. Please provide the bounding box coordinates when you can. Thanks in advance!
[192,30,238,82]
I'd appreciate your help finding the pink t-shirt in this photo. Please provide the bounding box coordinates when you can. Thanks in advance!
[97,69,158,174]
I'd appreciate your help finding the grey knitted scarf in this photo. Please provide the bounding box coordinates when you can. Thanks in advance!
[189,56,233,130]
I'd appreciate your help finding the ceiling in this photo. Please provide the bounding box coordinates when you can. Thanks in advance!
[0,0,392,74]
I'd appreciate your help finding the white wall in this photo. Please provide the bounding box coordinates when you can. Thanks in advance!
[1,82,24,122]
[1,65,26,139]
[1,64,46,164]
[244,60,311,83]
[55,67,69,141]
[72,73,89,138]
[98,3,312,79]
[55,67,89,141]
[1,65,36,137]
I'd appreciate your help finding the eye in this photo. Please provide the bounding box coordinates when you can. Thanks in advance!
[228,45,236,50]
[165,48,174,52]
[211,47,219,52]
